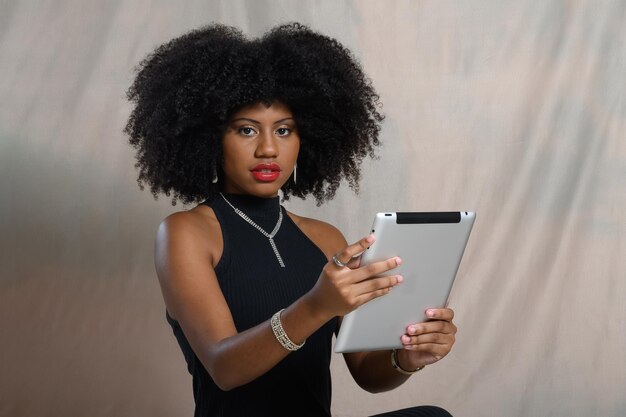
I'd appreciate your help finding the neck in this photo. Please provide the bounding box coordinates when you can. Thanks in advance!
[219,192,281,221]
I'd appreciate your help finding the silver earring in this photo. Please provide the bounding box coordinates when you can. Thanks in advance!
[211,166,218,184]
[293,164,297,184]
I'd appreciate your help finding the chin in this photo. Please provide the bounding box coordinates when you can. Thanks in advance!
[239,182,285,198]
[259,185,284,197]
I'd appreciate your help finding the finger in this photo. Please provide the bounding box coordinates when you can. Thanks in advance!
[354,274,403,296]
[401,332,454,346]
[346,255,361,269]
[353,286,393,307]
[406,321,457,336]
[349,274,403,309]
[336,235,376,264]
[350,256,402,284]
[351,274,404,305]
[424,308,454,321]
[401,343,452,360]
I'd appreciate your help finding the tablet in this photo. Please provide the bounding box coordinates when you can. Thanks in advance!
[334,211,475,353]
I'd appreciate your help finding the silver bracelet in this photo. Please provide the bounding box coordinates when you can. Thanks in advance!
[271,309,305,352]
[391,349,424,375]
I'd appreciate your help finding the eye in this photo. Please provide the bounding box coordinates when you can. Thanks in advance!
[275,127,291,137]
[238,126,257,137]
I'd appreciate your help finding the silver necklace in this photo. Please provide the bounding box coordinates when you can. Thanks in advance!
[220,193,285,268]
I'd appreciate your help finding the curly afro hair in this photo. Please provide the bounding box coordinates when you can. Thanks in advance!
[125,23,384,205]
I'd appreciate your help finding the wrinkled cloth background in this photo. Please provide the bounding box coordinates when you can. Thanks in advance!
[1,1,624,416]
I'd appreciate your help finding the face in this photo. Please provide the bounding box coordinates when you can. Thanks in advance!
[221,101,300,197]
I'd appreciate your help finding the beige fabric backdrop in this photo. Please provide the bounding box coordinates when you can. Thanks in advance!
[1,1,624,416]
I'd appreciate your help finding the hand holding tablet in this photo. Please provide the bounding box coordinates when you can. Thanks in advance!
[334,211,475,353]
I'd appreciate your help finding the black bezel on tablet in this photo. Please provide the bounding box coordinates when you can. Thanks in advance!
[396,212,461,224]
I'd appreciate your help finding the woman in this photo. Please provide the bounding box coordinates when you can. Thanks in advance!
[126,23,456,417]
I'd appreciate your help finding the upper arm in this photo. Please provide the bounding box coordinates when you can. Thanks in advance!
[289,214,369,374]
[290,214,347,261]
[328,314,367,377]
[155,211,237,368]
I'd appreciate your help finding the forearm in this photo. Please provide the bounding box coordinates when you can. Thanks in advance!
[204,293,331,390]
[350,349,417,393]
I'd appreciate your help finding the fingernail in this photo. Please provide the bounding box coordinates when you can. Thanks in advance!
[401,335,410,343]
[427,309,435,318]
[408,326,416,334]
[396,275,404,283]
[395,257,402,265]
[366,234,375,243]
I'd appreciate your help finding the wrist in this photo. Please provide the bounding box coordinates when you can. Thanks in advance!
[299,291,335,324]
[391,349,424,375]
[271,309,305,351]
[276,299,325,350]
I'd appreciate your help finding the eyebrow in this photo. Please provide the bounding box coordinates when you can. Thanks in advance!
[230,117,295,125]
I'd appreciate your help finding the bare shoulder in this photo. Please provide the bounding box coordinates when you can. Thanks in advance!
[156,204,223,268]
[155,204,228,323]
[287,212,347,259]
[159,204,215,233]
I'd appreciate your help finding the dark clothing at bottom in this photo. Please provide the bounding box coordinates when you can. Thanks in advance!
[370,405,453,417]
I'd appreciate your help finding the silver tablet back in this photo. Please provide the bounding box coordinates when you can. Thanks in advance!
[334,211,475,353]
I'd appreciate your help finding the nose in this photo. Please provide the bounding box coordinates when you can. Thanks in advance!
[254,130,278,158]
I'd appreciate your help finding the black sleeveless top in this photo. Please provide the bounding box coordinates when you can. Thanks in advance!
[167,193,338,417]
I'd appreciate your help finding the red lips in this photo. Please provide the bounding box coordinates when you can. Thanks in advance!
[251,163,281,182]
